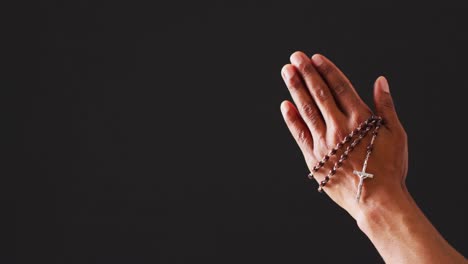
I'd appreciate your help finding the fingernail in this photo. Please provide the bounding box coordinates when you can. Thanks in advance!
[282,66,292,80]
[379,76,390,93]
[280,101,288,113]
[311,54,324,66]
[290,52,306,66]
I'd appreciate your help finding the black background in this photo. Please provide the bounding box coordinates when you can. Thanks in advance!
[7,2,468,263]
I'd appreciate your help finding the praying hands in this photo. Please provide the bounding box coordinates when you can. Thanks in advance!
[280,52,467,264]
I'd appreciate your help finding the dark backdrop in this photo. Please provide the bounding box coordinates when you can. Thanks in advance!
[7,2,468,263]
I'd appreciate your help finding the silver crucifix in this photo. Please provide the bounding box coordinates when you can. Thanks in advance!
[353,154,374,202]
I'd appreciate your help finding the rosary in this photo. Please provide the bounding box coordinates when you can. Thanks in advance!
[307,115,383,202]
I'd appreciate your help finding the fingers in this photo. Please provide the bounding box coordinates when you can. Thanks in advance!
[281,64,326,137]
[311,54,371,118]
[280,100,314,158]
[289,52,343,125]
[373,76,401,129]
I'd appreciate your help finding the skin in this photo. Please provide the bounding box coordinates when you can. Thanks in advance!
[280,51,467,263]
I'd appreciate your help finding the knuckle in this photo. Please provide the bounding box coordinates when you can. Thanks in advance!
[299,61,315,76]
[400,129,408,141]
[349,113,367,128]
[351,113,363,124]
[320,63,333,76]
[301,103,320,125]
[352,110,370,123]
[331,126,347,144]
[347,98,361,111]
[314,136,328,154]
[286,75,301,89]
[301,103,316,114]
[304,154,316,168]
[286,112,302,129]
[288,80,302,90]
[381,96,394,109]
[332,81,348,95]
[296,130,310,146]
[313,85,330,101]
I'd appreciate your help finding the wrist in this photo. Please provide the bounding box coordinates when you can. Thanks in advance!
[355,183,466,263]
[356,184,415,235]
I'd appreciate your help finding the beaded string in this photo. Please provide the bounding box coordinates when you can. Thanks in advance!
[307,115,382,193]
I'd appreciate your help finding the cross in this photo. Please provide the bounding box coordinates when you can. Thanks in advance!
[353,167,373,202]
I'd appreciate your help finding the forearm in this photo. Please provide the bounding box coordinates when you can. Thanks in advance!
[357,187,466,264]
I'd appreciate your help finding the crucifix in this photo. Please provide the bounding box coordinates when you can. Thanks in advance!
[307,115,382,202]
[353,150,374,202]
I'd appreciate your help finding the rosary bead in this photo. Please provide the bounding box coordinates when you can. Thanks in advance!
[309,115,382,194]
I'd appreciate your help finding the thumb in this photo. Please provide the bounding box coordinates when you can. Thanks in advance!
[373,76,400,128]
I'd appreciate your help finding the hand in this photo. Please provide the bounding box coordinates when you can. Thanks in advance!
[280,52,467,264]
[280,51,408,220]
